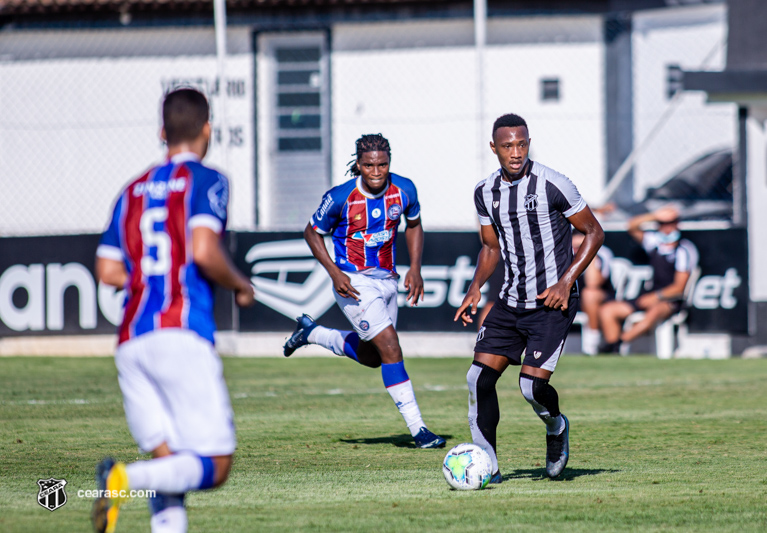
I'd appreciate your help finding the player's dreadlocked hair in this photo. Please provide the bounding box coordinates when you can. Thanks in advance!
[346,133,391,176]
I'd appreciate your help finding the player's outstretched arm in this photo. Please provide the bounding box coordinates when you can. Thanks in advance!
[537,206,604,310]
[303,223,360,301]
[192,226,255,307]
[403,218,424,306]
[454,224,501,326]
[96,257,128,288]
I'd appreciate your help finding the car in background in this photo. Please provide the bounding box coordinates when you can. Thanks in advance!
[601,149,734,222]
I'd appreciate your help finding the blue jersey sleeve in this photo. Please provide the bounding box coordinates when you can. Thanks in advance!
[310,189,344,235]
[96,194,125,261]
[189,166,229,234]
[395,175,421,220]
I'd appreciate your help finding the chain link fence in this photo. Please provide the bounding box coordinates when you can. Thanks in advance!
[0,3,735,237]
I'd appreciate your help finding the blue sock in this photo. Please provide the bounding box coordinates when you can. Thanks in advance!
[343,332,360,361]
[198,456,215,490]
[381,360,409,388]
[148,492,185,515]
[308,326,360,361]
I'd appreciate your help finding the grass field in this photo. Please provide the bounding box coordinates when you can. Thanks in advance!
[1,354,766,532]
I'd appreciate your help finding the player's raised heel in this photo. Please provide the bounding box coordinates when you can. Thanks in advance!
[91,458,129,533]
[283,314,318,357]
[413,427,446,449]
[488,470,503,484]
[545,415,569,479]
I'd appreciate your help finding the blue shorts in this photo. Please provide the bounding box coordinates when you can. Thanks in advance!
[474,296,579,372]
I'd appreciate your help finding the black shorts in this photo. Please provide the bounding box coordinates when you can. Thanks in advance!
[474,296,579,371]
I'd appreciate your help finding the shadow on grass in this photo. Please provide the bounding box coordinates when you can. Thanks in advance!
[503,467,619,481]
[339,434,455,448]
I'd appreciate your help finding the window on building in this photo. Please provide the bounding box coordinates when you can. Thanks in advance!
[541,78,560,101]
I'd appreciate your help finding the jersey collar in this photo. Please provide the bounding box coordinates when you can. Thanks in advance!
[356,176,390,199]
[169,152,201,164]
[500,160,532,186]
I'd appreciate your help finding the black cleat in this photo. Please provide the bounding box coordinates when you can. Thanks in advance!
[546,415,569,479]
[413,427,446,449]
[283,314,318,357]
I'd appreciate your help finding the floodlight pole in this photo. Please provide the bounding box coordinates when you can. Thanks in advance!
[474,0,487,177]
[214,0,229,173]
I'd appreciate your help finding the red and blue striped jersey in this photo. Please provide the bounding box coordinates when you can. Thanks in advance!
[97,153,229,345]
[310,173,420,275]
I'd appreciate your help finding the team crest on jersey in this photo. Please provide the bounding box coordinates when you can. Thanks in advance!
[359,320,370,331]
[524,194,538,211]
[37,478,67,511]
[387,204,402,220]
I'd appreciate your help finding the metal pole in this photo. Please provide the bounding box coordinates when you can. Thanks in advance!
[214,0,229,173]
[734,106,748,227]
[474,0,487,177]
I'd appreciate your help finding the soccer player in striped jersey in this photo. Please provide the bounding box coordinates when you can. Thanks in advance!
[598,206,699,353]
[282,133,445,449]
[92,88,255,533]
[455,113,604,481]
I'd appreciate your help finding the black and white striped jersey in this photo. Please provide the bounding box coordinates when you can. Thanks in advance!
[474,160,587,309]
[641,232,699,291]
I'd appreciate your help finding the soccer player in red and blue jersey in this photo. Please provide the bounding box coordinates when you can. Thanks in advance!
[283,134,445,449]
[92,88,255,533]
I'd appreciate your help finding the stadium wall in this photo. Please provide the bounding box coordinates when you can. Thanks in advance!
[0,6,731,237]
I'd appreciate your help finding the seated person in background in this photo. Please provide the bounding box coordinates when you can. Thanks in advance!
[598,206,699,354]
[572,230,615,355]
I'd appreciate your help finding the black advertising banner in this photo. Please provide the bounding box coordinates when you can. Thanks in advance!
[0,229,750,336]
[603,228,748,333]
[0,235,117,337]
[235,229,749,334]
[234,231,485,332]
[0,234,232,337]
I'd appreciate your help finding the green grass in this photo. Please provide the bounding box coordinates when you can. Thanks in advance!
[1,355,766,532]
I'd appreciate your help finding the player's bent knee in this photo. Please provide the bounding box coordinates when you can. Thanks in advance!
[211,455,233,488]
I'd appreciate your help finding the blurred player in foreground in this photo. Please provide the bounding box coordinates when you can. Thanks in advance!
[455,113,604,481]
[282,134,445,449]
[92,88,255,533]
[598,206,698,353]
[572,230,615,355]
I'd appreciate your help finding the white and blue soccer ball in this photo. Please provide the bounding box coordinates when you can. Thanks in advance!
[442,443,493,490]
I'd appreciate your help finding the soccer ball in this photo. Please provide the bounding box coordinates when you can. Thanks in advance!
[442,443,493,490]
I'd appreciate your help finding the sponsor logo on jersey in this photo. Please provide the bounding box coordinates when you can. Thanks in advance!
[316,195,333,221]
[354,214,362,221]
[524,194,538,211]
[371,208,382,218]
[133,178,186,199]
[492,201,499,208]
[37,478,67,512]
[477,326,485,342]
[207,177,229,219]
[533,350,542,359]
[352,230,392,247]
[387,204,403,220]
